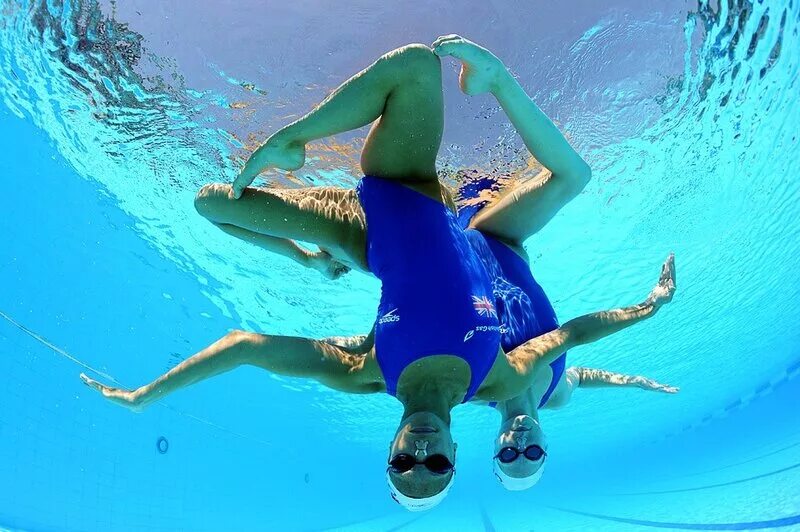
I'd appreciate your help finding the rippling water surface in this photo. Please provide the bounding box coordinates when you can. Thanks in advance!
[1,0,799,530]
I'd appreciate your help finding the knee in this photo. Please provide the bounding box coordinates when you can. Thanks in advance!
[384,43,440,78]
[225,329,260,351]
[194,183,233,220]
[223,330,262,363]
[225,329,250,343]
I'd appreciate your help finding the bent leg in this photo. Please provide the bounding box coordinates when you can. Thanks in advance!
[194,183,368,271]
[275,43,444,182]
[359,45,444,181]
[205,46,446,269]
[469,167,591,251]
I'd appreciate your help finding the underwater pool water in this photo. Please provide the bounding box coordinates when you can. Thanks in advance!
[1,0,799,530]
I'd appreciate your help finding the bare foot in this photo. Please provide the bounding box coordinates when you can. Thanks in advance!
[233,131,306,198]
[80,373,144,413]
[432,34,507,95]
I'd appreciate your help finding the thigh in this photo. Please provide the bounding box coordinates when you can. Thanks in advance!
[360,47,444,183]
[195,183,368,270]
[470,169,580,247]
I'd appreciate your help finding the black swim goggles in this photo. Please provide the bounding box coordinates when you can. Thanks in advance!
[495,445,547,464]
[388,453,455,475]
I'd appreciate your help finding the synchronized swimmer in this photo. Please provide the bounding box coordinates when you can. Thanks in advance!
[81,35,677,511]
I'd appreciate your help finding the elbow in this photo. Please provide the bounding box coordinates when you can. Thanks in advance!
[563,322,588,347]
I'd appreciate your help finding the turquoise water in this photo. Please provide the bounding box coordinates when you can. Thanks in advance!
[1,0,799,530]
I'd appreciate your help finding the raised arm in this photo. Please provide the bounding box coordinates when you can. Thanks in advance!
[507,254,676,377]
[433,35,591,241]
[80,331,381,412]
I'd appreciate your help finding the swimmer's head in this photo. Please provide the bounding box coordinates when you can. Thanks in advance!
[386,411,457,511]
[493,414,547,491]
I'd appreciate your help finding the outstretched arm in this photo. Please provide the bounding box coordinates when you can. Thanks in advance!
[80,331,380,412]
[507,254,676,376]
[545,366,678,409]
[433,35,591,242]
[567,367,678,393]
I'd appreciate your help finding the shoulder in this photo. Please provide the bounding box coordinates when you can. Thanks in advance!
[477,348,530,401]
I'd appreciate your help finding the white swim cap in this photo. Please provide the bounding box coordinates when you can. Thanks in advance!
[386,469,455,511]
[493,459,545,491]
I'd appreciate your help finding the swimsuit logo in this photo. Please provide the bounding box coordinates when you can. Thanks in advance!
[472,295,498,318]
[378,308,400,324]
[464,325,502,342]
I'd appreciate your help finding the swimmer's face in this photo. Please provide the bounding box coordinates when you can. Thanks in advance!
[494,415,547,480]
[387,412,457,499]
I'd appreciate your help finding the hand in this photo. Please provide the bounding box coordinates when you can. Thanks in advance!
[80,373,145,413]
[431,34,507,95]
[232,131,306,199]
[307,250,350,280]
[646,253,676,309]
[632,376,680,394]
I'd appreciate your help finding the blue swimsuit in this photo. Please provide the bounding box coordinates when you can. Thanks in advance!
[464,230,567,408]
[455,172,568,408]
[357,177,501,402]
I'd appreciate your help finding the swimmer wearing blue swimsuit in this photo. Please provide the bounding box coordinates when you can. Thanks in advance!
[358,176,501,402]
[461,215,678,490]
[82,36,678,511]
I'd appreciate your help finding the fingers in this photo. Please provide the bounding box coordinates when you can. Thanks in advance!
[654,381,679,393]
[80,372,105,393]
[80,372,124,398]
